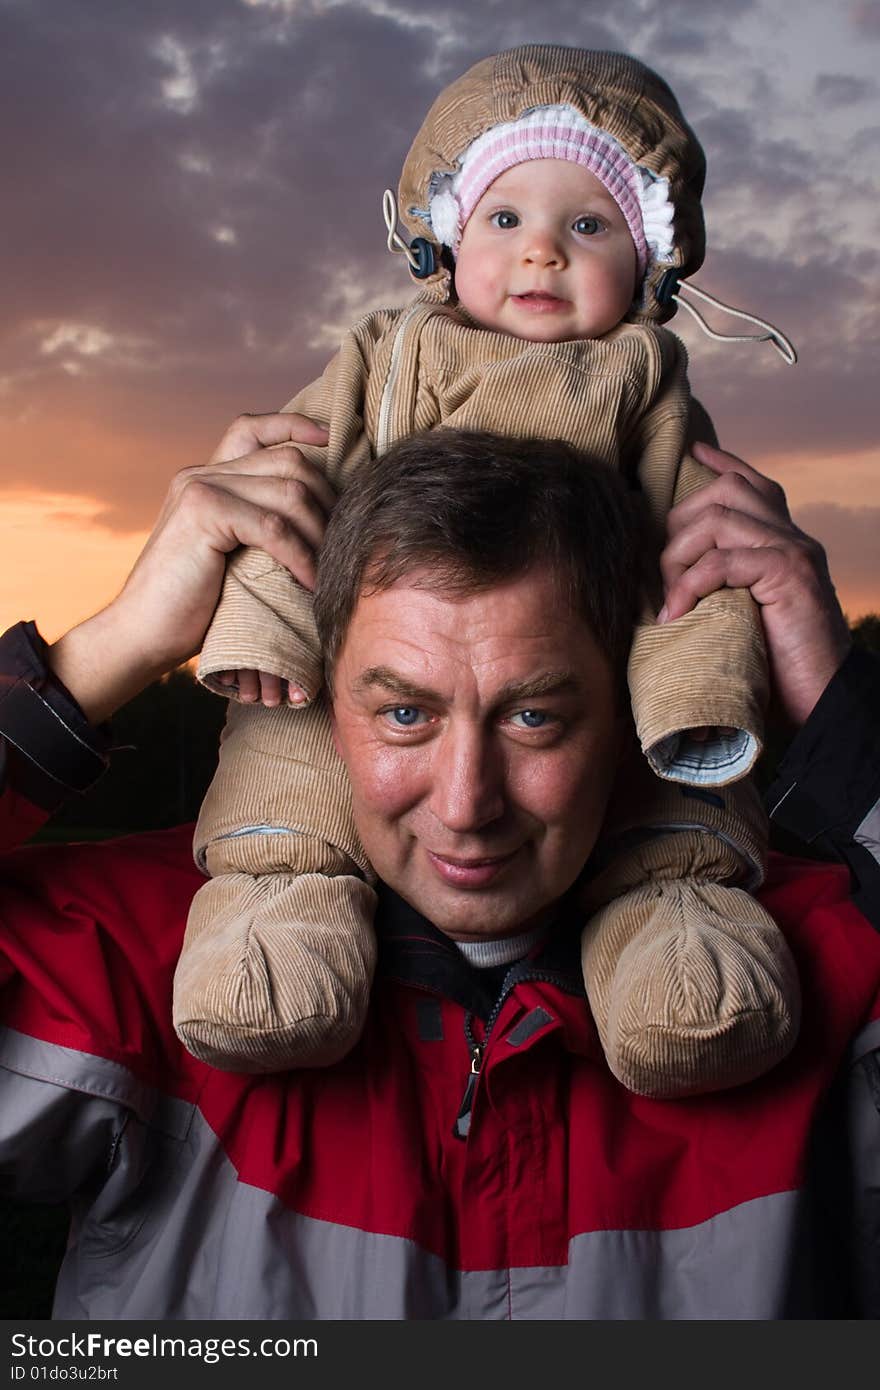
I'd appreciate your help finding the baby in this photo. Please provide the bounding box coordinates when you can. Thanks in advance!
[175,45,800,1097]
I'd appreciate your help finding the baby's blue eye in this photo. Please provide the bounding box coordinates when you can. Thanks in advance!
[573,215,602,235]
[491,210,520,229]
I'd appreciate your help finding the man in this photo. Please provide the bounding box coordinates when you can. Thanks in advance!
[1,419,878,1319]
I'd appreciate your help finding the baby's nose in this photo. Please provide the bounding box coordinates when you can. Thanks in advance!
[523,231,566,267]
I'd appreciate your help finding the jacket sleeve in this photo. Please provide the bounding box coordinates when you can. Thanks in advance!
[1,827,193,1206]
[196,313,392,700]
[765,646,880,929]
[0,625,196,1204]
[844,1010,880,1314]
[625,340,769,788]
[0,622,110,852]
[0,1032,143,1206]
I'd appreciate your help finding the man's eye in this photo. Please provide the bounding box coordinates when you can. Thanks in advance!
[573,215,602,235]
[510,709,550,729]
[490,210,519,229]
[383,706,427,728]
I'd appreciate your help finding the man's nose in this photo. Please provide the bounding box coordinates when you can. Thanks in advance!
[428,725,506,833]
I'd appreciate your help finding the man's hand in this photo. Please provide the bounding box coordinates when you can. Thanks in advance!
[659,442,852,727]
[48,413,332,724]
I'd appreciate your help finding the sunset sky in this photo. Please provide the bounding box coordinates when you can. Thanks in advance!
[1,0,878,643]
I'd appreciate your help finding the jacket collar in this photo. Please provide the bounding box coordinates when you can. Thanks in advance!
[375,881,585,1021]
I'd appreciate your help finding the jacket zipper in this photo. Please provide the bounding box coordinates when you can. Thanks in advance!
[452,1029,482,1140]
[452,969,576,1140]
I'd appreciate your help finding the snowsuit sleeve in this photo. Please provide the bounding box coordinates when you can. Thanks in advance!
[197,308,401,700]
[625,332,769,786]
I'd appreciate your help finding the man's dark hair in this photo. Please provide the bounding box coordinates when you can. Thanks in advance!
[315,428,654,697]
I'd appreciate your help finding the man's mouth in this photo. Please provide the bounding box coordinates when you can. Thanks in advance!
[426,848,519,889]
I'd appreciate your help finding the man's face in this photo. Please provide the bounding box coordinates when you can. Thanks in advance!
[454,160,638,344]
[330,564,621,940]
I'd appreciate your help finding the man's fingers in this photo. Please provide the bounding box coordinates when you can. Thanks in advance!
[661,507,796,588]
[662,545,790,621]
[186,471,329,551]
[177,445,338,516]
[691,442,792,512]
[176,478,321,590]
[659,443,851,726]
[210,412,329,466]
[691,441,749,473]
[669,462,791,539]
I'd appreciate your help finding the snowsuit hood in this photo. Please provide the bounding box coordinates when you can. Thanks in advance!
[397,45,706,326]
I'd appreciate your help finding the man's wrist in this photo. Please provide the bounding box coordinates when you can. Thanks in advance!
[777,612,852,729]
[48,606,166,726]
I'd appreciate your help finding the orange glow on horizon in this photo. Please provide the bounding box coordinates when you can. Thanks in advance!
[0,492,150,643]
[1,478,876,653]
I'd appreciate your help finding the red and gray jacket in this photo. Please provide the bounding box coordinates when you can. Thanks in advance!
[1,621,880,1320]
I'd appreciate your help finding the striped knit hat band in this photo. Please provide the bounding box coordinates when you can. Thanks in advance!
[427,105,674,280]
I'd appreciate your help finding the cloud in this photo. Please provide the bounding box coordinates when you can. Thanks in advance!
[155,32,200,112]
[679,237,879,459]
[40,324,118,358]
[814,72,878,105]
[0,0,874,588]
[850,1,880,38]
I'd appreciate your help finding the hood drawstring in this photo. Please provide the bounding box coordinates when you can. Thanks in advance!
[658,275,797,365]
[383,190,420,272]
[382,189,437,280]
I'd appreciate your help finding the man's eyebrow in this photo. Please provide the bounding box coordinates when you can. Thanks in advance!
[495,672,581,704]
[354,667,441,703]
[354,666,582,704]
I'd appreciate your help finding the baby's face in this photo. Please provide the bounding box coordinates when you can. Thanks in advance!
[454,160,638,343]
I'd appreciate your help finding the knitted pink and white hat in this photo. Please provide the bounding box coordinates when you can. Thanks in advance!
[427,104,676,282]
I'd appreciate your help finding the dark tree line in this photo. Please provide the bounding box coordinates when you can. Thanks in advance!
[38,668,227,841]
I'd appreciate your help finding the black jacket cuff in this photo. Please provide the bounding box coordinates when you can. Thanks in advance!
[766,645,880,926]
[0,621,110,809]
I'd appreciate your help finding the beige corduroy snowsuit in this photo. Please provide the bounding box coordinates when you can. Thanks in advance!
[174,47,800,1097]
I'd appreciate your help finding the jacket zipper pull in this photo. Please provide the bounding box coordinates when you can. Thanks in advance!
[452,1043,482,1140]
